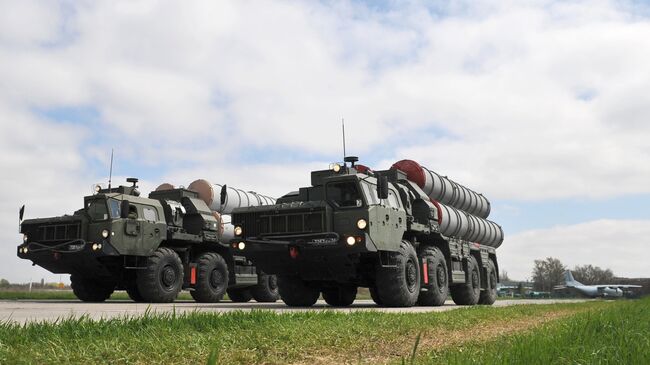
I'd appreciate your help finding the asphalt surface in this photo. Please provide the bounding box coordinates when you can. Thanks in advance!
[0,298,590,323]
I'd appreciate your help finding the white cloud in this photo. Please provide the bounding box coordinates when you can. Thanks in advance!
[1,0,650,282]
[499,219,650,280]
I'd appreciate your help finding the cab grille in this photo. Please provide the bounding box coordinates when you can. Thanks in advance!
[236,209,326,237]
[39,222,81,242]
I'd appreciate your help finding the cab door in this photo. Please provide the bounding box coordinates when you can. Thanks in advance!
[140,205,165,254]
[121,203,143,255]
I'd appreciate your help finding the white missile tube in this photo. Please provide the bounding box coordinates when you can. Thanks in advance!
[392,159,491,219]
[432,200,503,248]
[187,179,276,215]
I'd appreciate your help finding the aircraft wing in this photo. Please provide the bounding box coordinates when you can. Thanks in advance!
[596,285,642,289]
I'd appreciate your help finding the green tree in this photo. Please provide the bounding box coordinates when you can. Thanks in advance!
[500,270,511,282]
[0,278,9,288]
[572,264,615,285]
[532,257,565,291]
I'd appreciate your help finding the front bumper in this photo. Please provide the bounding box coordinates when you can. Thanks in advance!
[17,239,119,276]
[233,232,375,282]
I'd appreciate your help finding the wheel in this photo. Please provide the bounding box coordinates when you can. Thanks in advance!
[190,252,229,303]
[369,286,383,306]
[417,246,449,306]
[251,272,280,302]
[322,285,357,307]
[479,259,498,305]
[136,247,184,303]
[126,282,145,302]
[450,255,481,305]
[277,275,320,307]
[375,241,420,307]
[227,288,253,302]
[70,275,114,302]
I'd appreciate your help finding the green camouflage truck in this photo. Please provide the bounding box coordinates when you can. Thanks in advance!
[17,178,278,303]
[231,157,504,307]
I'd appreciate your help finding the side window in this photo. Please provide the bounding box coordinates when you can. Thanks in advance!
[387,189,401,208]
[143,207,158,222]
[128,205,138,219]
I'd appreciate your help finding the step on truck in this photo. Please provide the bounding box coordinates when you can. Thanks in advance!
[230,157,504,307]
[17,178,279,303]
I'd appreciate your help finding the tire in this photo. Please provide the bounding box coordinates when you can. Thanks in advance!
[70,275,114,302]
[322,285,357,307]
[277,275,320,307]
[450,255,481,305]
[190,252,229,303]
[227,288,253,302]
[479,259,498,305]
[375,241,420,307]
[136,247,184,303]
[369,286,383,306]
[251,273,280,302]
[126,282,145,302]
[417,246,449,306]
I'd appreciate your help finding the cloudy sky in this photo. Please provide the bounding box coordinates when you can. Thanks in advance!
[2,0,649,283]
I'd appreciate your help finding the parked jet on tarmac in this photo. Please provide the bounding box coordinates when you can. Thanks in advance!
[556,270,641,298]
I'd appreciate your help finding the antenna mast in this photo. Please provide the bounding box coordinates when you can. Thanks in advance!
[108,148,114,191]
[342,118,346,162]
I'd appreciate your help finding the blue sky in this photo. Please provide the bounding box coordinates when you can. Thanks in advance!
[2,0,650,282]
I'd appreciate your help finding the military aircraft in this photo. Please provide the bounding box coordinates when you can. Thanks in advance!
[555,270,641,298]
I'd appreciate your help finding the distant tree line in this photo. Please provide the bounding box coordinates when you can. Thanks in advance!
[531,257,616,291]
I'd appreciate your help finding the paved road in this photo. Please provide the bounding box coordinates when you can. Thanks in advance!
[0,298,589,323]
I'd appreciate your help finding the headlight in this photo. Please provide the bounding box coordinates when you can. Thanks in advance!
[329,163,341,172]
[23,234,28,243]
[357,219,367,230]
[237,242,246,250]
[234,226,243,236]
[101,229,110,238]
[346,236,356,246]
[92,243,103,251]
[23,247,28,253]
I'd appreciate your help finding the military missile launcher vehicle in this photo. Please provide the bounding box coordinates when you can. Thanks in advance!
[231,157,504,307]
[17,178,279,303]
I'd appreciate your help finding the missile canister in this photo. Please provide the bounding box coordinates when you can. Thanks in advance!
[155,183,175,191]
[187,179,276,215]
[392,159,491,219]
[432,200,503,248]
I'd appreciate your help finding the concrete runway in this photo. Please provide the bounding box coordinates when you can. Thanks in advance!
[0,298,589,323]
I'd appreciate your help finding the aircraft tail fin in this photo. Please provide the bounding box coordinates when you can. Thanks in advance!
[564,270,582,286]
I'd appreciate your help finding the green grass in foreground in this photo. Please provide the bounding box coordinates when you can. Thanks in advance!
[421,297,650,365]
[0,301,601,364]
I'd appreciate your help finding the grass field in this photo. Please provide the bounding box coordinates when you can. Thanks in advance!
[0,299,624,364]
[419,297,650,364]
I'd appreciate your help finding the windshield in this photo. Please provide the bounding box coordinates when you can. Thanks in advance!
[108,199,121,218]
[86,199,109,221]
[326,181,363,208]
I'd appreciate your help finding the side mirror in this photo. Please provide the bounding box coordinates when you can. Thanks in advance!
[220,185,228,206]
[120,200,130,219]
[377,176,389,200]
[19,205,25,222]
